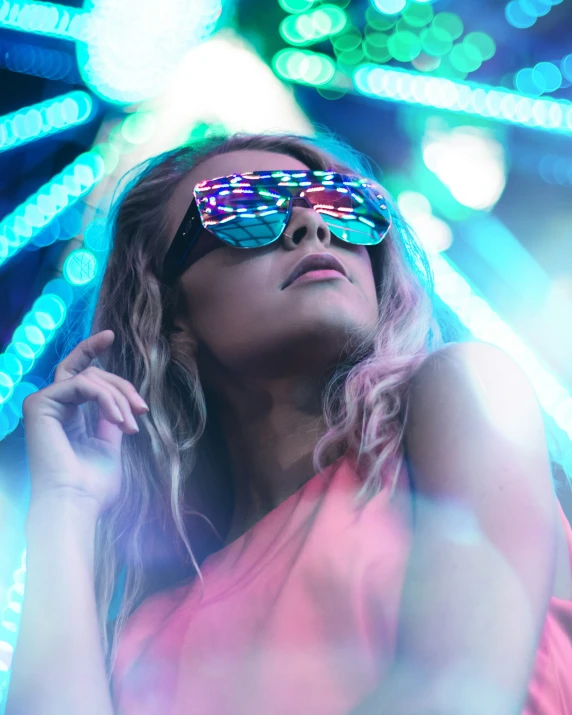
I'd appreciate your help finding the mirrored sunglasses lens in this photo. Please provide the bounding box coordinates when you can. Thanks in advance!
[197,184,288,248]
[303,183,389,245]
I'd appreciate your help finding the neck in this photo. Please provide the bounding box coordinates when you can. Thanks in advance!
[207,373,329,545]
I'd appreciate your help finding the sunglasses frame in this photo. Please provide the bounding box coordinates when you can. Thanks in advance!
[162,170,391,285]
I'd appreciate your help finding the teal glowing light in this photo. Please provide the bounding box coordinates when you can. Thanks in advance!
[0,0,86,39]
[371,0,406,14]
[62,248,97,286]
[0,151,105,269]
[353,63,572,134]
[0,289,68,413]
[0,91,94,154]
[279,0,315,11]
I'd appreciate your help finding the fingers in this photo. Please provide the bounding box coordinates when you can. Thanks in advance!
[24,373,128,430]
[86,372,142,432]
[54,330,115,382]
[49,330,149,432]
[82,366,149,415]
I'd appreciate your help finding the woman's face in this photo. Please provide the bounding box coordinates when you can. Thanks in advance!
[168,150,379,381]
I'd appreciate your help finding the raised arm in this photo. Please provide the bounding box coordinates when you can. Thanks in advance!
[351,341,557,715]
[6,330,147,715]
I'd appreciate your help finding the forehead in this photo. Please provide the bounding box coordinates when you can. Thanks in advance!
[167,150,311,237]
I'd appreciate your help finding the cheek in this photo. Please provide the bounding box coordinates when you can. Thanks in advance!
[184,263,270,350]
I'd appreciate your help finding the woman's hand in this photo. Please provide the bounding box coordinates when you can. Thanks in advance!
[22,329,149,518]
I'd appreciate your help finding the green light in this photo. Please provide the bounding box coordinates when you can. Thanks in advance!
[278,0,315,12]
[332,27,362,51]
[402,2,434,28]
[388,30,422,62]
[464,32,496,61]
[420,26,453,57]
[365,7,397,31]
[450,43,482,74]
[63,248,97,286]
[273,48,335,85]
[281,5,347,45]
[363,32,391,63]
[337,47,365,66]
[121,112,156,144]
[434,54,468,80]
[432,12,464,41]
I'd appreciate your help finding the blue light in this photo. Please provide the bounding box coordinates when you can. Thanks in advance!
[562,54,572,82]
[505,0,537,27]
[533,61,563,93]
[0,37,79,83]
[520,0,552,16]
[505,0,564,26]
[0,91,94,153]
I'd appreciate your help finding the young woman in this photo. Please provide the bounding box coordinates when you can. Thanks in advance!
[8,132,572,715]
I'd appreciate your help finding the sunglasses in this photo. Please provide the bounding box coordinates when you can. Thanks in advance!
[162,170,392,284]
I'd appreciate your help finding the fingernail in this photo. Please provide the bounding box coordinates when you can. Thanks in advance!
[137,396,149,411]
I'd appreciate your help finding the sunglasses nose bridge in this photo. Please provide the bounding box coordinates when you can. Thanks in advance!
[289,195,313,209]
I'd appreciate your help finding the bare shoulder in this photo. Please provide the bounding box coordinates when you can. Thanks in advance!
[408,340,538,406]
[403,340,554,510]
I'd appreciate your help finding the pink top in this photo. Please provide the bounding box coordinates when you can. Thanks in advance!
[111,455,572,715]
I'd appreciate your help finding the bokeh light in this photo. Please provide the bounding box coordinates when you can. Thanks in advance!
[432,12,464,40]
[78,0,224,104]
[353,64,572,134]
[388,30,422,62]
[62,248,98,286]
[278,0,316,11]
[397,190,453,252]
[371,0,406,15]
[0,91,94,153]
[0,0,86,39]
[280,4,347,45]
[422,126,507,211]
[402,2,434,27]
[0,151,105,268]
[273,48,336,85]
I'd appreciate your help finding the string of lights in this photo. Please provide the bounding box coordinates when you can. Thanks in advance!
[505,0,564,29]
[352,63,572,133]
[0,37,81,83]
[0,150,106,269]
[0,91,94,153]
[0,0,86,40]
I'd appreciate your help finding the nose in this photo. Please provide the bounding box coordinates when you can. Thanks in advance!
[280,196,332,249]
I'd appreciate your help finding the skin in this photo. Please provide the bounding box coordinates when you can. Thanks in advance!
[167,150,379,544]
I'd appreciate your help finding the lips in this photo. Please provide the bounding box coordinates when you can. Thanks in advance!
[282,252,347,289]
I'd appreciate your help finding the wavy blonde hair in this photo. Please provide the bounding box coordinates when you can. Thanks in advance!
[75,130,448,678]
